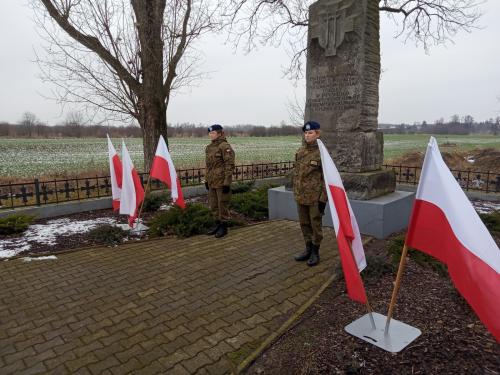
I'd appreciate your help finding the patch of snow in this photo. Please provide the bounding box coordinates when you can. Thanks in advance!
[472,200,500,214]
[0,242,32,259]
[23,217,116,246]
[465,156,475,164]
[22,255,58,262]
[116,224,132,231]
[0,217,116,259]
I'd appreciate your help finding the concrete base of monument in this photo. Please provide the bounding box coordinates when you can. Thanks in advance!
[342,169,396,200]
[268,186,415,239]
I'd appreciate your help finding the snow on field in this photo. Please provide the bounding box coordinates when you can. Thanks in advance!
[0,217,115,259]
[0,137,301,178]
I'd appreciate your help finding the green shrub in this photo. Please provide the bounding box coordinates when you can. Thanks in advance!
[0,214,35,235]
[87,224,126,245]
[230,184,277,220]
[148,203,215,238]
[142,192,170,212]
[386,234,448,277]
[363,254,396,280]
[230,181,255,194]
[333,253,394,282]
[480,210,500,236]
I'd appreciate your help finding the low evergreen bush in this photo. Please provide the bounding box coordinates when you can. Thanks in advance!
[480,210,500,237]
[386,234,448,277]
[148,203,215,238]
[142,192,170,212]
[230,181,255,194]
[87,224,126,246]
[0,214,35,235]
[230,184,278,220]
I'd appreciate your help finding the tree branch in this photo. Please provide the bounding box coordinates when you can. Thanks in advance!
[39,0,140,93]
[163,0,192,102]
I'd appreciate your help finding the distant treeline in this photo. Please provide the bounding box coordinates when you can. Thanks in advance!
[0,121,301,138]
[3,114,499,138]
[380,115,500,135]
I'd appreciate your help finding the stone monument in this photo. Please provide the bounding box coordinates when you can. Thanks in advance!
[304,0,395,199]
[268,0,415,239]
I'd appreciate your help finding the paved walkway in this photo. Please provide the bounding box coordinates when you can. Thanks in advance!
[0,220,339,374]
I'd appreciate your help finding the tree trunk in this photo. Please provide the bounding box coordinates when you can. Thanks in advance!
[132,0,168,171]
[139,99,168,172]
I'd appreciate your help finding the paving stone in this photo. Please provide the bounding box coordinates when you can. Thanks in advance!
[0,221,338,375]
[181,352,212,373]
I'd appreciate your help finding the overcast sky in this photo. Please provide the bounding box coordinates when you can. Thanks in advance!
[1,1,499,126]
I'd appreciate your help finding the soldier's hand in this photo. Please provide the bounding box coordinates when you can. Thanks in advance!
[204,181,209,190]
[318,201,326,214]
[222,185,230,194]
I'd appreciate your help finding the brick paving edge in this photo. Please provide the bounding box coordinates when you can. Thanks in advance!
[235,237,374,374]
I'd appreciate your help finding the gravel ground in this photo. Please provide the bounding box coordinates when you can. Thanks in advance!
[245,238,500,375]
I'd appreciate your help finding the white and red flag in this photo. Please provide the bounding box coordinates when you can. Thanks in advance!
[406,137,500,341]
[317,139,368,304]
[106,135,122,211]
[119,140,145,227]
[150,135,186,209]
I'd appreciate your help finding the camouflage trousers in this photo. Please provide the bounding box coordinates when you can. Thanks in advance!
[297,203,323,246]
[208,188,231,222]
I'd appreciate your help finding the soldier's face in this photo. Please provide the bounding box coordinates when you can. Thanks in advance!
[304,130,320,144]
[208,131,219,140]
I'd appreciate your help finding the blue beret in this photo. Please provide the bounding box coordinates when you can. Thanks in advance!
[208,124,223,132]
[302,121,320,132]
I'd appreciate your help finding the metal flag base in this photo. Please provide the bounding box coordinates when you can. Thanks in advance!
[116,222,149,235]
[345,312,421,353]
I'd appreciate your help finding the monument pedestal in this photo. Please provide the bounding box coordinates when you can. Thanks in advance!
[268,186,414,239]
[342,169,395,200]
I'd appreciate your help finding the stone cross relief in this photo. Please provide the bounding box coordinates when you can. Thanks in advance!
[310,0,359,57]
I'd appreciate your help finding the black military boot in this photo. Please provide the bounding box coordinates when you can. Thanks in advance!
[307,244,320,267]
[215,222,228,238]
[294,241,312,261]
[206,220,220,235]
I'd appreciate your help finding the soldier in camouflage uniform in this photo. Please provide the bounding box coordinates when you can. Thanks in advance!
[204,124,235,238]
[293,121,327,266]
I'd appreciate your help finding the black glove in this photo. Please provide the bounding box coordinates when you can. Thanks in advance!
[318,201,326,214]
[204,181,209,190]
[222,185,231,194]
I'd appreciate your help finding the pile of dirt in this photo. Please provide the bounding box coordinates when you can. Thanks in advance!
[388,148,500,173]
[469,148,500,173]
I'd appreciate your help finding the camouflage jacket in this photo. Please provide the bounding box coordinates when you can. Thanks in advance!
[293,141,327,205]
[205,136,235,188]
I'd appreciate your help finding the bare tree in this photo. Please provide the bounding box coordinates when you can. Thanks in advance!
[20,112,39,138]
[63,111,87,138]
[225,0,482,80]
[286,92,306,127]
[493,116,499,136]
[33,0,220,169]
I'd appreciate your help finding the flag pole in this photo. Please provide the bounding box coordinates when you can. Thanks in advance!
[135,173,152,228]
[347,241,376,329]
[384,243,410,334]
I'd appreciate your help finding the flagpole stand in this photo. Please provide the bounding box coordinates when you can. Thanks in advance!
[116,219,149,236]
[131,219,149,235]
[345,312,421,353]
